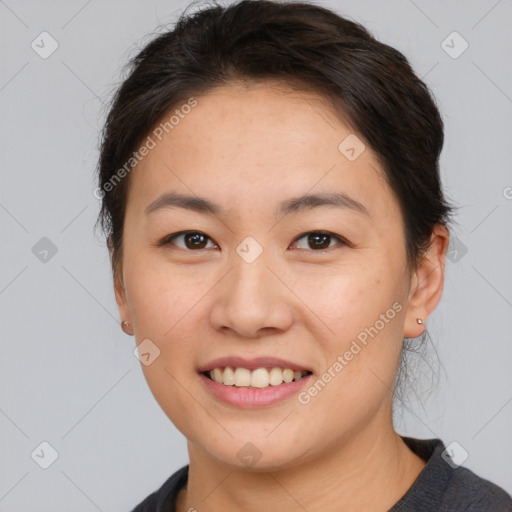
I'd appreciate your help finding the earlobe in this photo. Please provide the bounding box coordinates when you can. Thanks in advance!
[403,225,450,338]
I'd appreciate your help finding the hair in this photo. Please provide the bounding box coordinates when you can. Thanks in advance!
[94,0,457,403]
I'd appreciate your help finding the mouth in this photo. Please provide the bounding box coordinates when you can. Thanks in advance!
[197,357,314,408]
[201,367,313,389]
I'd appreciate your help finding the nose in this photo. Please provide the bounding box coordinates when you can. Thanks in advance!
[209,250,295,339]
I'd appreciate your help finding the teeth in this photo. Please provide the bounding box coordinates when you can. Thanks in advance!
[222,367,235,386]
[212,368,223,383]
[207,367,310,388]
[250,368,269,388]
[234,368,251,387]
[283,369,294,383]
[269,367,283,386]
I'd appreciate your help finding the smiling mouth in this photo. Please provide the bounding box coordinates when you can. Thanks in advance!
[201,367,313,389]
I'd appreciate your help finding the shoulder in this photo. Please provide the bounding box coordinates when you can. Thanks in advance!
[129,465,189,512]
[392,437,512,512]
[444,464,512,511]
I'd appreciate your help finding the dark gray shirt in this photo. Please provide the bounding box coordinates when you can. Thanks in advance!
[130,437,512,511]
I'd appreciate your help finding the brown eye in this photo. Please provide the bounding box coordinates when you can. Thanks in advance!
[292,231,346,251]
[162,231,217,250]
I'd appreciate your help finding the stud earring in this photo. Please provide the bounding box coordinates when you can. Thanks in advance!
[416,318,424,325]
[121,321,132,334]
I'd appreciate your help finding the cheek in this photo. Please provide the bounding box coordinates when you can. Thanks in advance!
[125,262,204,436]
[299,267,405,391]
[296,265,398,340]
[124,254,210,339]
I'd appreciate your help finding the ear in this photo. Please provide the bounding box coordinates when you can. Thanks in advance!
[404,224,450,338]
[109,240,131,325]
[113,275,130,318]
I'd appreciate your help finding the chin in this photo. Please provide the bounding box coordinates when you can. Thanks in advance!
[197,433,310,472]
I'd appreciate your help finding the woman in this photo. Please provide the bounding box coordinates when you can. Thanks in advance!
[95,0,512,510]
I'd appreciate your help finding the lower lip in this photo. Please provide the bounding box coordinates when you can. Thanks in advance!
[198,372,312,408]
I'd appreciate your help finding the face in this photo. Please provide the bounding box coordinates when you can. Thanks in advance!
[114,81,432,470]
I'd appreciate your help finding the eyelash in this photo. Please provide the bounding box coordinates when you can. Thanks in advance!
[157,230,349,252]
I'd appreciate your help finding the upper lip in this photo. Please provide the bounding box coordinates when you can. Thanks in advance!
[197,356,313,373]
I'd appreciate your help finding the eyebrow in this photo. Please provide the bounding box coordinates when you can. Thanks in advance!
[144,191,370,218]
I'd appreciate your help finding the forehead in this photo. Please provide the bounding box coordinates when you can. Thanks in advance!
[127,81,397,223]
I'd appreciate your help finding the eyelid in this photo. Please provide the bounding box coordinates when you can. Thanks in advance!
[290,230,348,251]
[159,230,349,251]
[158,230,219,249]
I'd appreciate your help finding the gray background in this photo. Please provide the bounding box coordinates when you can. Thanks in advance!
[1,0,511,510]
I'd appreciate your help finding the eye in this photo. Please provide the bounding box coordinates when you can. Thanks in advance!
[158,230,348,252]
[159,231,218,250]
[290,231,347,251]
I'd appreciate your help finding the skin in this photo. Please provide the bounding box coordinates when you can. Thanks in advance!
[113,80,449,512]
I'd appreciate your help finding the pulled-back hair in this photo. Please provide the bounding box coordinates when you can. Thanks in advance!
[95,0,454,287]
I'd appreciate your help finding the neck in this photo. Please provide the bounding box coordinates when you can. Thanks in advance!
[176,419,426,512]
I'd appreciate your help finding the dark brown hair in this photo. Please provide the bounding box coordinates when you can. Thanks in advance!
[95,0,454,290]
[94,0,457,405]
